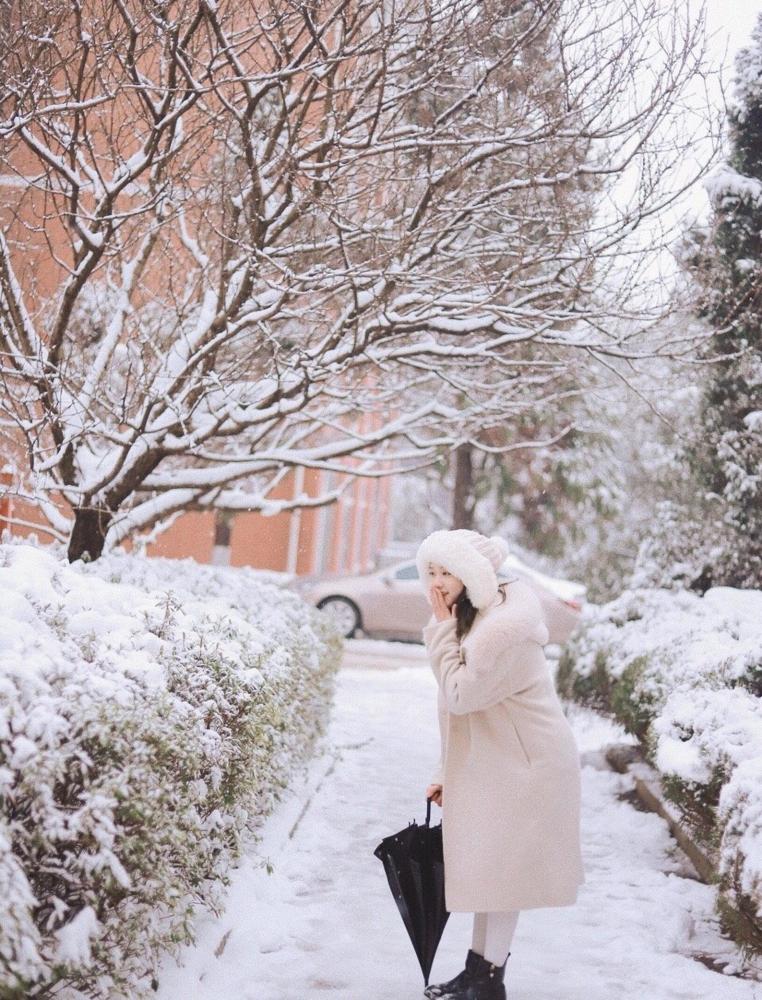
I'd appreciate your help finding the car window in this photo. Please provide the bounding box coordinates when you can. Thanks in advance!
[394,563,419,581]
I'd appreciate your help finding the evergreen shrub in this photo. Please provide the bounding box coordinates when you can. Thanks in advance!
[0,544,342,998]
[562,585,762,940]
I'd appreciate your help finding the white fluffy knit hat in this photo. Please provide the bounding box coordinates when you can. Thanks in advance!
[416,529,511,610]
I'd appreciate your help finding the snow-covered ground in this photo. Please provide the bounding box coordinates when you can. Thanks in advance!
[156,642,761,1000]
[341,636,428,667]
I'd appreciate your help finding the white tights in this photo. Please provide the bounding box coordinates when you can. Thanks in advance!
[471,910,520,966]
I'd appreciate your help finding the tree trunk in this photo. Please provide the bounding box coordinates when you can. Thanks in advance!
[67,504,113,562]
[452,443,475,529]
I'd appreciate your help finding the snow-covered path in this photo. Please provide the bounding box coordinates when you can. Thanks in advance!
[156,644,761,1000]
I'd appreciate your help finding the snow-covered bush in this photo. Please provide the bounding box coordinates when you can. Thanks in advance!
[558,585,762,937]
[0,543,342,998]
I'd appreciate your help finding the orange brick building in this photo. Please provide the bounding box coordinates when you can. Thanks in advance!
[146,461,393,576]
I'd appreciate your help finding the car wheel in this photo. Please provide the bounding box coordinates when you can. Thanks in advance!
[316,596,361,638]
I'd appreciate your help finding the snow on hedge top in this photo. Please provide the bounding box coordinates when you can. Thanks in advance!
[642,587,762,786]
[578,584,762,691]
[703,165,762,210]
[0,542,323,694]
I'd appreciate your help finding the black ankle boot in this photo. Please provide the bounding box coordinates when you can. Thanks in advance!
[423,948,479,998]
[423,947,508,999]
[464,948,509,999]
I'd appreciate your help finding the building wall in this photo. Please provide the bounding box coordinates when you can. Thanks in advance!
[147,511,216,564]
[0,470,13,536]
[134,462,391,576]
[228,475,297,573]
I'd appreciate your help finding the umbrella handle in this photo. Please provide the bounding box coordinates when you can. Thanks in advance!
[426,796,431,826]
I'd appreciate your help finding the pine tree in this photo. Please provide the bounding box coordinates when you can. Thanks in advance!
[685,18,762,588]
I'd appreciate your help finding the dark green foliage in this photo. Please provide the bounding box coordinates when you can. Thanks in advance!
[557,644,656,741]
[739,658,762,697]
[660,771,727,856]
[680,17,762,589]
[717,879,762,958]
[557,647,611,712]
[609,656,658,742]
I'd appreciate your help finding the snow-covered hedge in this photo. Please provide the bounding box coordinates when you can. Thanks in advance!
[0,543,342,998]
[558,586,762,938]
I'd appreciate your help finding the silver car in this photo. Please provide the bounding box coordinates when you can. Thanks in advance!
[294,556,584,645]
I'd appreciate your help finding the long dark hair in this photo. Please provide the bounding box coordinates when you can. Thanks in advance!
[455,582,507,640]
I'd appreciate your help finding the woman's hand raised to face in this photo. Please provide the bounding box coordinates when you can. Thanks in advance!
[430,585,457,623]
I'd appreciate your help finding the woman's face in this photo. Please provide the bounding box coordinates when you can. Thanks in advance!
[426,562,465,608]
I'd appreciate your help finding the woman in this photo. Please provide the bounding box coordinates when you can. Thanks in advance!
[417,529,585,1000]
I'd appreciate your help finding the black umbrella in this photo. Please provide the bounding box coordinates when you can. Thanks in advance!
[373,796,450,986]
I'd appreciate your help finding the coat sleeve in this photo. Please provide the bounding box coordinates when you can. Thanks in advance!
[422,616,543,715]
[430,687,448,786]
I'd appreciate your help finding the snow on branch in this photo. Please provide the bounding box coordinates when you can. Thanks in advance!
[0,0,719,560]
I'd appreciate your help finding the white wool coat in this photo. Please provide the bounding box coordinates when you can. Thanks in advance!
[423,580,585,912]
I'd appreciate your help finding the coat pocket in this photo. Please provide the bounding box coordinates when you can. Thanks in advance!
[510,719,533,768]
